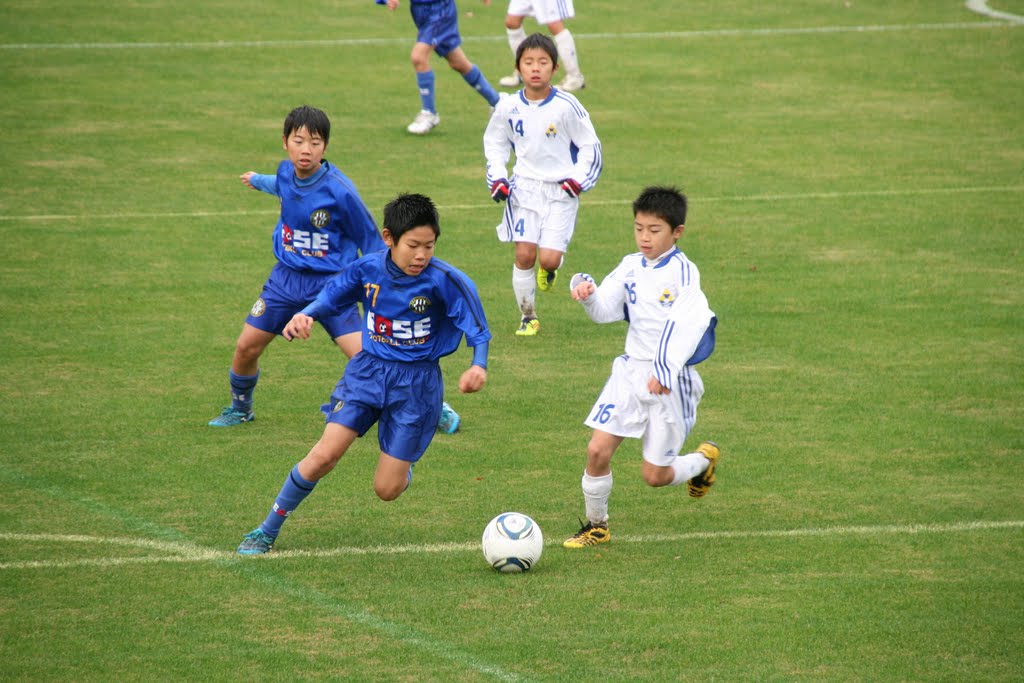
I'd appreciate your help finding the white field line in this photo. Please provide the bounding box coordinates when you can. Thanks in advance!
[0,18,1018,51]
[2,185,1022,223]
[1,519,1020,571]
[966,0,1024,23]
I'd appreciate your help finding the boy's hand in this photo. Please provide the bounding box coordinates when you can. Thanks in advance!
[569,273,595,301]
[647,376,672,395]
[458,365,487,393]
[240,172,258,189]
[560,178,582,198]
[283,313,314,341]
[490,179,510,202]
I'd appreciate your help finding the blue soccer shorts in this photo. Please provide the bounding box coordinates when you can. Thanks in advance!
[325,352,444,462]
[246,262,361,339]
[411,0,462,57]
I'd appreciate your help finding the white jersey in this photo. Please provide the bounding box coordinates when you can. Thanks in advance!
[484,88,601,191]
[578,247,714,391]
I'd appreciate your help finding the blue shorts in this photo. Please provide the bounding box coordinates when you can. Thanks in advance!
[410,0,462,57]
[246,262,361,339]
[325,352,443,462]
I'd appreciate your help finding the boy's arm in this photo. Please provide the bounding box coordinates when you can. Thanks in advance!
[651,285,715,390]
[340,191,385,255]
[483,115,512,194]
[299,263,363,321]
[458,341,488,393]
[561,110,602,194]
[573,265,627,323]
[241,172,278,196]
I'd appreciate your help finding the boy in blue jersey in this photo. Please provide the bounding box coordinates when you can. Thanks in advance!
[237,193,490,554]
[208,105,462,433]
[378,0,502,135]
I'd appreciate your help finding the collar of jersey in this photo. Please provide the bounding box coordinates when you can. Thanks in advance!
[518,89,558,107]
[642,246,680,269]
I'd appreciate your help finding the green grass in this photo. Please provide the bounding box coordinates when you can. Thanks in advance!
[1,1,1023,680]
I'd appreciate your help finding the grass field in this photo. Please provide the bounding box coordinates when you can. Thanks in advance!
[1,1,1022,680]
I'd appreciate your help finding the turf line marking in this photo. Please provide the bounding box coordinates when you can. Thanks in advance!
[0,18,1018,51]
[2,185,1021,222]
[966,0,1024,23]
[2,519,1020,571]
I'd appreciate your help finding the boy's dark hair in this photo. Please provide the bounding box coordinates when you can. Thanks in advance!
[633,186,687,228]
[283,105,331,146]
[515,33,558,69]
[383,193,441,240]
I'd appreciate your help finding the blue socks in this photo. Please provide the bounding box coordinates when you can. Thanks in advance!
[259,465,318,539]
[463,65,499,106]
[229,370,259,413]
[416,70,436,113]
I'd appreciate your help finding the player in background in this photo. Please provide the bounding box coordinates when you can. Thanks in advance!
[562,186,720,549]
[208,106,461,434]
[378,0,502,135]
[488,0,585,92]
[484,33,601,336]
[237,193,490,555]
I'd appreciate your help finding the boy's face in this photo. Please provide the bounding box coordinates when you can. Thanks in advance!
[518,47,557,94]
[633,211,683,260]
[282,126,326,179]
[383,225,436,276]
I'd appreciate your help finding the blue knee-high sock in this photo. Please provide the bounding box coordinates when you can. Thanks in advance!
[416,70,436,113]
[463,65,499,106]
[259,465,318,538]
[230,370,259,413]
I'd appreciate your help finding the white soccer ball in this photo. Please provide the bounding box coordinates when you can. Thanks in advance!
[481,512,544,573]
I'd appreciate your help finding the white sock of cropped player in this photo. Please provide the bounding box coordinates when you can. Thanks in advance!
[582,470,612,524]
[669,452,711,486]
[506,26,526,58]
[553,29,582,78]
[513,265,536,318]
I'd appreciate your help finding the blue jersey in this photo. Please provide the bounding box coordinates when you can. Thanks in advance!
[269,160,384,273]
[303,251,490,363]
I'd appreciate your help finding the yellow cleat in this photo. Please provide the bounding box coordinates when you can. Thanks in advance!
[515,317,540,336]
[688,441,721,498]
[563,520,610,548]
[537,268,558,292]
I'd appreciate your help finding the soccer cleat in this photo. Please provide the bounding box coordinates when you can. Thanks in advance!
[499,71,522,88]
[437,401,460,434]
[407,110,440,135]
[208,406,254,427]
[537,267,558,292]
[563,519,610,548]
[688,441,721,498]
[237,528,275,555]
[557,74,586,92]
[515,317,540,336]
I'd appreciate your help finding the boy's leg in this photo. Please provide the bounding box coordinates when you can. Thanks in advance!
[552,28,584,90]
[445,47,500,106]
[500,19,527,87]
[407,43,440,134]
[513,240,539,335]
[373,452,414,502]
[564,430,620,548]
[209,324,274,426]
[237,423,358,554]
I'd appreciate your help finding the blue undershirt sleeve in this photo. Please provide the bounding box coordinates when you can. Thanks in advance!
[471,341,489,369]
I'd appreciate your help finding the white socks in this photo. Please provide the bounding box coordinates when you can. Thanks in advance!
[669,452,711,486]
[506,27,527,56]
[582,471,612,524]
[512,265,536,318]
[553,29,581,78]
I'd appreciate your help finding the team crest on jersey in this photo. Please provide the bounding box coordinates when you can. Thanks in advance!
[250,297,266,317]
[409,296,431,314]
[545,123,557,138]
[332,401,344,413]
[659,288,677,308]
[310,209,330,229]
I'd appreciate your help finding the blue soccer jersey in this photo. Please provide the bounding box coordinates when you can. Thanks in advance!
[270,160,384,273]
[302,251,491,363]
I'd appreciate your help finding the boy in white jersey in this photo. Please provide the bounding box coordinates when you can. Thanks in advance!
[562,186,720,549]
[484,33,602,336]
[491,0,586,92]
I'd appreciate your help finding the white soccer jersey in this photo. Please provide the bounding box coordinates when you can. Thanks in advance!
[579,247,714,390]
[484,89,601,191]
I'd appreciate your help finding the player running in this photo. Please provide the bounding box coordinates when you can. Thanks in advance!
[484,33,601,336]
[562,186,720,549]
[236,193,490,555]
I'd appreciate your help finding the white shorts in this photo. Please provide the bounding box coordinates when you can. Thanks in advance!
[584,355,704,467]
[506,0,575,24]
[496,176,578,251]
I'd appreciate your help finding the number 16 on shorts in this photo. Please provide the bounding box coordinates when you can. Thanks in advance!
[590,403,615,424]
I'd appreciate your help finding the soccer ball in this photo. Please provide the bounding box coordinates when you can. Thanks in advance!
[481,512,544,573]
